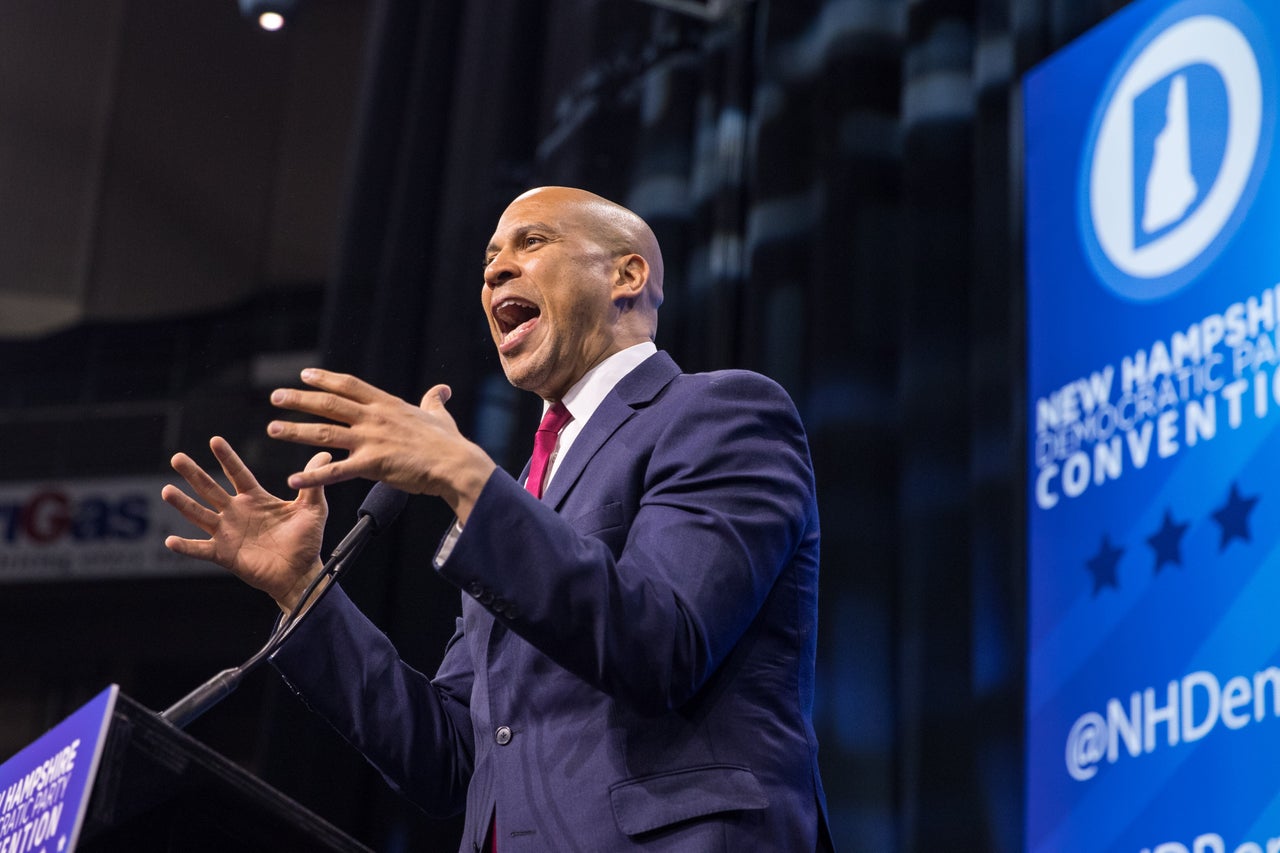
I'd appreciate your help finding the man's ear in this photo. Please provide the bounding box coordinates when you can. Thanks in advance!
[612,254,650,303]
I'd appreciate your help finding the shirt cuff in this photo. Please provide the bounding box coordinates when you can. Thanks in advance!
[433,519,465,568]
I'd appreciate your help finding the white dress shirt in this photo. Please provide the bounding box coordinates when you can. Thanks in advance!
[539,340,657,490]
[434,341,657,566]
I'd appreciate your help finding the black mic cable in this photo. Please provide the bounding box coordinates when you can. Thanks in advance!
[159,482,409,729]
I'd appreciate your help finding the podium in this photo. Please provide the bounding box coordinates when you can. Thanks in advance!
[0,685,372,853]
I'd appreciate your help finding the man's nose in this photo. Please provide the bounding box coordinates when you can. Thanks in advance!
[484,251,519,287]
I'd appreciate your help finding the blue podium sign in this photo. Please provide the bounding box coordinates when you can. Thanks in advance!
[0,686,116,853]
[1025,0,1280,850]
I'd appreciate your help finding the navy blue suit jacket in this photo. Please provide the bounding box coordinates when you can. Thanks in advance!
[274,352,832,851]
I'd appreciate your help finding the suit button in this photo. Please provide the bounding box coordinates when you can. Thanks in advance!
[468,581,484,597]
[495,726,512,745]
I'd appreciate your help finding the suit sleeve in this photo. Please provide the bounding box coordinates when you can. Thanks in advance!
[438,372,818,714]
[269,585,476,815]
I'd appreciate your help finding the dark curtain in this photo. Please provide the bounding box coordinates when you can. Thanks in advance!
[266,0,1135,850]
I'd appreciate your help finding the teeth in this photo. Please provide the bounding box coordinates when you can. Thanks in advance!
[493,296,538,340]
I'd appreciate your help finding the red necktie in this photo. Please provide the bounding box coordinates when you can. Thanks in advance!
[524,402,572,499]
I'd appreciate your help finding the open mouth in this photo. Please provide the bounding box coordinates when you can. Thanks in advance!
[493,297,541,347]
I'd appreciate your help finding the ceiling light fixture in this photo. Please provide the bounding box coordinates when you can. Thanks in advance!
[237,0,297,31]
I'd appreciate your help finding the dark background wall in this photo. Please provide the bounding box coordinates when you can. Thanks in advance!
[0,0,1133,850]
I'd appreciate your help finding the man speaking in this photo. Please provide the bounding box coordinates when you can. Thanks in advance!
[162,187,833,851]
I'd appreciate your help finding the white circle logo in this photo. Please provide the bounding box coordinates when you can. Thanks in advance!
[1083,4,1269,300]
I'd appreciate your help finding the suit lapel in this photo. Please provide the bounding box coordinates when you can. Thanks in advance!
[542,352,681,510]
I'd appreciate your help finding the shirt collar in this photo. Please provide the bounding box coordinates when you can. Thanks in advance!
[552,341,657,426]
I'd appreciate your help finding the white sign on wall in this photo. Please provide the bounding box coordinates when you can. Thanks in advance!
[0,477,216,582]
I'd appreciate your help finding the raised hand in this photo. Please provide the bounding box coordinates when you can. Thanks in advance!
[162,436,330,612]
[266,369,496,523]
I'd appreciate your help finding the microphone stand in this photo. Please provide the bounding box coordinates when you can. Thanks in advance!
[160,485,406,729]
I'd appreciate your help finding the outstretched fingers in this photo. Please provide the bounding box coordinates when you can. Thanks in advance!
[267,369,400,450]
[420,384,453,410]
[169,448,232,510]
[209,435,264,497]
[285,456,356,491]
[160,470,221,560]
[160,483,220,535]
[269,388,363,427]
[298,367,389,403]
[162,530,217,563]
[271,368,391,420]
[294,451,333,504]
[266,417,354,452]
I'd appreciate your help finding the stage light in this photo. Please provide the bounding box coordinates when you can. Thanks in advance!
[237,0,296,30]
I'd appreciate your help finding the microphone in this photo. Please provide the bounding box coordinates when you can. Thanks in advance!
[328,482,410,565]
[159,482,409,729]
[359,482,411,532]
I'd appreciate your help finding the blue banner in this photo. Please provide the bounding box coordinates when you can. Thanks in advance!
[1025,0,1280,851]
[0,686,116,853]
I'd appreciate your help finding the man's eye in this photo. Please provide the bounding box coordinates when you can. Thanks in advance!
[524,235,544,248]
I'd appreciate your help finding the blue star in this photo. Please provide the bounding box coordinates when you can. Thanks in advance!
[1086,534,1123,595]
[1211,482,1259,552]
[1146,508,1189,574]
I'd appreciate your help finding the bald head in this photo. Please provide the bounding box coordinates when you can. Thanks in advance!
[511,187,665,320]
